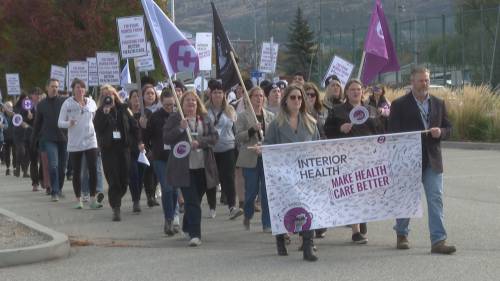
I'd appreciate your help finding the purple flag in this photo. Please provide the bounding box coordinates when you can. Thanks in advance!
[361,0,400,85]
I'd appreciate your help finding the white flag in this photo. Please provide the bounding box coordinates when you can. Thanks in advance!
[120,60,132,88]
[141,0,199,76]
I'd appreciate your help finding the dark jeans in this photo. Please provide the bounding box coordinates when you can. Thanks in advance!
[214,149,237,209]
[129,155,146,203]
[3,140,15,168]
[181,168,213,239]
[41,140,67,195]
[15,141,29,174]
[153,160,178,220]
[29,147,43,186]
[102,145,130,209]
[143,164,158,199]
[70,148,98,198]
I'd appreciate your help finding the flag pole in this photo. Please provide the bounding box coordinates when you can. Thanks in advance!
[357,51,366,80]
[229,51,258,124]
[167,77,193,143]
[133,59,145,116]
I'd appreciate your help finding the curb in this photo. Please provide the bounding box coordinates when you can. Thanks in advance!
[442,141,500,150]
[0,207,70,268]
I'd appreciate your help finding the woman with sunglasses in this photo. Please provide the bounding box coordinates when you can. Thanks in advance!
[58,78,101,209]
[263,85,320,262]
[324,79,383,243]
[368,84,391,132]
[303,82,327,139]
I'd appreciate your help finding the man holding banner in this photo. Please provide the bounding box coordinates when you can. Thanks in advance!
[389,66,456,254]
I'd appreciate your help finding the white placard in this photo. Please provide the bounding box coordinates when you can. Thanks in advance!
[50,65,66,86]
[262,132,423,235]
[116,16,147,59]
[96,52,120,86]
[195,32,213,71]
[134,42,155,72]
[259,42,279,74]
[5,73,21,96]
[322,55,355,88]
[68,61,89,88]
[87,57,99,86]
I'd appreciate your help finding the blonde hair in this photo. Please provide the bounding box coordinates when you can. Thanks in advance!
[180,91,207,117]
[205,89,236,121]
[276,85,317,134]
[98,85,123,107]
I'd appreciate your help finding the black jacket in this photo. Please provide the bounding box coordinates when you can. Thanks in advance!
[31,96,67,143]
[324,102,383,139]
[94,103,139,150]
[143,108,170,161]
[388,92,452,173]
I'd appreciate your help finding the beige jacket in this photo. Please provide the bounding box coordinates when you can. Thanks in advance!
[235,109,274,168]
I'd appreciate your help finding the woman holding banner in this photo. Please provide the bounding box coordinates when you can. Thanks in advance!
[324,79,383,243]
[94,85,139,221]
[163,91,218,247]
[263,84,320,262]
[235,87,274,233]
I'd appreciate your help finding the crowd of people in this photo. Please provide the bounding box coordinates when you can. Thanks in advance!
[0,66,456,262]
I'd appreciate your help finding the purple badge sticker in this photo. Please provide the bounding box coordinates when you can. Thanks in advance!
[22,99,33,111]
[173,141,191,159]
[349,105,369,125]
[12,114,23,127]
[283,207,313,233]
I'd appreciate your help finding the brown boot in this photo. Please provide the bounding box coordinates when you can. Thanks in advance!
[397,235,410,249]
[431,240,456,254]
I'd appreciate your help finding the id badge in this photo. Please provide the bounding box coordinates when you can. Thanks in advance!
[113,130,122,140]
[164,144,171,150]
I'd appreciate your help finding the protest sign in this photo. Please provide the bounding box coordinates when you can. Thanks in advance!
[87,57,99,86]
[68,61,89,87]
[262,132,423,235]
[134,42,155,72]
[116,16,148,59]
[195,32,213,71]
[322,55,355,88]
[50,65,66,86]
[96,52,120,86]
[259,41,279,74]
[5,73,21,96]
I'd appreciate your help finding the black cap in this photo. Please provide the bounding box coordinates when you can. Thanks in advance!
[264,83,279,97]
[325,75,341,87]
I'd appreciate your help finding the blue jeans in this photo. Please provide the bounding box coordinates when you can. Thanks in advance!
[129,157,147,202]
[242,157,271,229]
[81,152,104,195]
[40,140,67,196]
[394,166,447,245]
[153,160,178,220]
[180,169,206,239]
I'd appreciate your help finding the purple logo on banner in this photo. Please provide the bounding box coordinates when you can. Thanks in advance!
[22,99,32,111]
[168,40,199,73]
[283,207,313,233]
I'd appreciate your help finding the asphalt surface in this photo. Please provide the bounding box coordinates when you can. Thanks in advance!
[0,148,499,281]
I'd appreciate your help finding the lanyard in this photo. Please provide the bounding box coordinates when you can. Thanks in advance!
[416,100,430,129]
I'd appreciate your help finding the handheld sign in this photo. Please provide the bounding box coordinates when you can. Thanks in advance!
[12,114,23,127]
[6,73,21,96]
[349,106,369,125]
[22,99,33,111]
[259,41,279,74]
[68,61,89,87]
[96,52,120,86]
[50,65,66,86]
[322,56,355,88]
[195,33,213,71]
[116,16,148,59]
[173,141,191,159]
[87,57,99,87]
[134,42,155,72]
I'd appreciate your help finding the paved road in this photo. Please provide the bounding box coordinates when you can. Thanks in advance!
[0,148,499,281]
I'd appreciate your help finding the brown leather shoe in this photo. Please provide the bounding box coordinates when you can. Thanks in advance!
[431,240,456,254]
[397,235,410,249]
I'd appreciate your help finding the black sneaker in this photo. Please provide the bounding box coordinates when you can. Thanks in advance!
[360,223,367,235]
[352,232,368,244]
[5,168,10,176]
[96,192,104,204]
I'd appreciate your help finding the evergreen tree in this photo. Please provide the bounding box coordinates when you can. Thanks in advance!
[285,7,317,78]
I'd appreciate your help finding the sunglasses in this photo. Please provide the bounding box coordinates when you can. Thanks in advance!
[288,95,303,101]
[306,92,317,97]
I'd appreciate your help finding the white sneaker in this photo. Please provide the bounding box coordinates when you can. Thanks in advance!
[229,207,243,220]
[155,186,162,198]
[188,237,202,247]
[82,194,90,202]
[173,215,180,226]
[209,209,216,219]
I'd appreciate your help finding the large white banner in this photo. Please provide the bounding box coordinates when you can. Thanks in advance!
[50,65,66,86]
[262,132,423,235]
[322,55,355,88]
[134,42,155,72]
[5,73,21,96]
[68,61,89,88]
[195,32,213,71]
[96,52,120,86]
[259,41,279,74]
[87,57,99,86]
[116,16,147,59]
